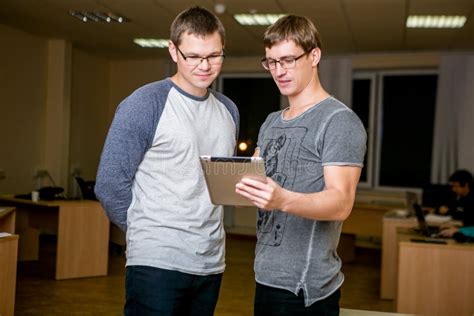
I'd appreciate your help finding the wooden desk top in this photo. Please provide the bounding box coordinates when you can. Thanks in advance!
[352,202,403,212]
[0,234,19,243]
[0,195,100,208]
[0,207,15,219]
[397,227,474,249]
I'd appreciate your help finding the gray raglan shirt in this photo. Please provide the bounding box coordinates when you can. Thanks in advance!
[255,96,366,306]
[95,78,239,275]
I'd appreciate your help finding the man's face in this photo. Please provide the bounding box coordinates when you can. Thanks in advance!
[450,181,470,197]
[169,31,224,96]
[264,40,318,98]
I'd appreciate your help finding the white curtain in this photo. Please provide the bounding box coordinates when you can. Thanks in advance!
[431,55,474,183]
[319,57,353,108]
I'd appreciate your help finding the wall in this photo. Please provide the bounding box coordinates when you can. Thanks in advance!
[0,24,48,194]
[0,21,468,203]
[109,58,172,111]
[68,49,110,196]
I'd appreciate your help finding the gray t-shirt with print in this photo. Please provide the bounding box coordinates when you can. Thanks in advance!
[255,96,367,307]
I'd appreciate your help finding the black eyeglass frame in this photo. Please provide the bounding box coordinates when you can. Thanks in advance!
[261,51,310,71]
[175,44,226,66]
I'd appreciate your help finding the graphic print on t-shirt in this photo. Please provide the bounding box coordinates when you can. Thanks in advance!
[258,126,308,246]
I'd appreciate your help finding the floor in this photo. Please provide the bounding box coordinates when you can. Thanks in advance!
[14,235,395,315]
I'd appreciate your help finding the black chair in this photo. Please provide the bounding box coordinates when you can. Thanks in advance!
[75,177,97,200]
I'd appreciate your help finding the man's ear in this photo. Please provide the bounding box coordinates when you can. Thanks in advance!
[169,41,178,63]
[311,48,321,67]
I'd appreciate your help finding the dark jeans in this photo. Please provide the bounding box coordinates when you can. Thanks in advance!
[254,282,340,316]
[125,265,223,316]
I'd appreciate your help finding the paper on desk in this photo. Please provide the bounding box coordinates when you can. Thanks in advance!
[425,214,452,224]
[0,232,12,238]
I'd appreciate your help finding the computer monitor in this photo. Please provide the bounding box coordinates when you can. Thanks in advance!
[405,191,418,216]
[422,184,454,208]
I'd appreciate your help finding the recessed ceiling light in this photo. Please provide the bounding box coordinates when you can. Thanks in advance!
[133,38,169,48]
[234,14,285,26]
[406,15,467,28]
[69,11,129,23]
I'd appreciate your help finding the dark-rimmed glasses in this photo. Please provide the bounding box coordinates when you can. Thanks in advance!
[175,45,225,66]
[261,52,309,71]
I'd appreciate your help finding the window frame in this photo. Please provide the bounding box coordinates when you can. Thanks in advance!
[373,69,439,192]
[352,72,377,189]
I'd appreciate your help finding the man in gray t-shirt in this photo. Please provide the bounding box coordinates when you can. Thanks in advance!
[236,15,366,315]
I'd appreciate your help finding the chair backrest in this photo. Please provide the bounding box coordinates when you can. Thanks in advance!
[75,177,97,200]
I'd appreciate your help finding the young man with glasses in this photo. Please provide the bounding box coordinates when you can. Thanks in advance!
[95,6,239,316]
[236,15,366,315]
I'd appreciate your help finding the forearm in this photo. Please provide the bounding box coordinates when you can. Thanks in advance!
[281,187,355,221]
[95,174,132,231]
[237,165,360,221]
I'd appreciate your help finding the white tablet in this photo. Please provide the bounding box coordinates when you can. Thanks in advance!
[200,156,266,206]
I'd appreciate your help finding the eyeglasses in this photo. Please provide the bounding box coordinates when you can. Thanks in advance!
[261,52,309,71]
[175,45,225,66]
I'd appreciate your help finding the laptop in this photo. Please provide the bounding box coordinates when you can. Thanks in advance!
[413,203,441,237]
[200,156,266,206]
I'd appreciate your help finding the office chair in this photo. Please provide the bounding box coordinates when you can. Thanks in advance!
[75,177,97,200]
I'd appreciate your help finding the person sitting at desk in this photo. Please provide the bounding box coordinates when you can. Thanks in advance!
[437,169,474,226]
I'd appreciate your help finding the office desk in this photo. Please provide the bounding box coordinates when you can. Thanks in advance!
[380,214,462,300]
[380,214,417,299]
[396,229,474,316]
[0,206,16,233]
[0,196,109,280]
[0,207,18,316]
[344,202,400,238]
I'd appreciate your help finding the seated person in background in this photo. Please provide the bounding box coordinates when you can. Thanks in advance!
[437,169,474,226]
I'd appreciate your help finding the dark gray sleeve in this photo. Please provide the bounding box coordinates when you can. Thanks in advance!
[321,109,367,167]
[95,88,161,231]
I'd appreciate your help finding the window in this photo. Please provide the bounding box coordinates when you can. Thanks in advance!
[217,74,281,156]
[351,71,438,190]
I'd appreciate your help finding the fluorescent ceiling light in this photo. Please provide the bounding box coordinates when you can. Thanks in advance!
[406,15,467,28]
[134,38,169,48]
[69,11,129,23]
[234,14,285,26]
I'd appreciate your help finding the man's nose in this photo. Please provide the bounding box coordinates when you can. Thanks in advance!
[275,62,286,76]
[199,58,211,70]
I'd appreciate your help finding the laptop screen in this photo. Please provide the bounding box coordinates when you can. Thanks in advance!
[405,191,418,216]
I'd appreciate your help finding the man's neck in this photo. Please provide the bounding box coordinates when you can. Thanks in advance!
[285,82,330,119]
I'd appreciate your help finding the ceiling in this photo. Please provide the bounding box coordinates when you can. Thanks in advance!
[0,0,473,59]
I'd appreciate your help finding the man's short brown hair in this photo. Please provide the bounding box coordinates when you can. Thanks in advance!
[263,15,322,53]
[170,6,225,46]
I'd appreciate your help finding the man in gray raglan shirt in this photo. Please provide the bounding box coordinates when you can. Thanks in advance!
[95,6,239,316]
[236,15,366,315]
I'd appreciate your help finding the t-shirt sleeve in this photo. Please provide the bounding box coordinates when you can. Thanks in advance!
[321,109,367,167]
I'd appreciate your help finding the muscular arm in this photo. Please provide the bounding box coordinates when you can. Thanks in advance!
[236,149,361,221]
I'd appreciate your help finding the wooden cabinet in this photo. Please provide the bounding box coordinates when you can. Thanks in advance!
[0,207,18,316]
